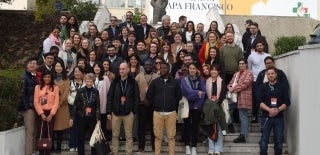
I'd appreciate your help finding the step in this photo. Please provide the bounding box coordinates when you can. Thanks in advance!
[59,140,288,154]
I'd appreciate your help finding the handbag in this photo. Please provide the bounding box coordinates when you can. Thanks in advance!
[210,123,219,142]
[227,72,239,103]
[90,124,111,155]
[222,99,230,123]
[36,121,52,151]
[67,89,77,105]
[177,96,189,122]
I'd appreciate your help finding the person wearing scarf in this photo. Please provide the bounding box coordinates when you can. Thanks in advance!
[198,31,221,65]
[202,64,227,155]
[43,26,63,54]
[180,63,205,155]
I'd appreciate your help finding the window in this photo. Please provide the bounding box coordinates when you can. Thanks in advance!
[106,0,125,8]
[106,0,145,8]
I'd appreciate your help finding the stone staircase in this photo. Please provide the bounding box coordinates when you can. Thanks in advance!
[54,121,289,155]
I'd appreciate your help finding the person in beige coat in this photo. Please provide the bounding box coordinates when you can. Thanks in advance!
[52,61,71,153]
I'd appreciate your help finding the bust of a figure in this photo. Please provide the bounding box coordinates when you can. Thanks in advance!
[151,0,169,24]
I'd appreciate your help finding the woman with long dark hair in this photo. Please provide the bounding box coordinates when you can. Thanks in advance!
[67,66,86,152]
[52,61,71,153]
[180,62,206,155]
[92,62,111,139]
[34,71,59,155]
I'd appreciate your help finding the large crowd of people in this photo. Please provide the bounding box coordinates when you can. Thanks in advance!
[18,12,290,155]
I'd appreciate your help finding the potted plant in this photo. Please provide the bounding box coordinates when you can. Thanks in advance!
[0,68,25,155]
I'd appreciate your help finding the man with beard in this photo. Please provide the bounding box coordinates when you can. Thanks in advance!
[119,11,139,34]
[103,44,123,77]
[257,68,290,155]
[135,60,159,153]
[247,41,270,123]
[220,31,243,132]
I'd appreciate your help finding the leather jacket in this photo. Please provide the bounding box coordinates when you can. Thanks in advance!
[72,87,100,120]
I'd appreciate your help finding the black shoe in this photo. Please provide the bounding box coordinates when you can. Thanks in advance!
[251,115,258,123]
[133,137,137,142]
[233,134,246,143]
[119,137,126,141]
[228,124,235,133]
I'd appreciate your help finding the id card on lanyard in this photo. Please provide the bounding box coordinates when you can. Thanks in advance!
[120,80,127,105]
[85,91,93,116]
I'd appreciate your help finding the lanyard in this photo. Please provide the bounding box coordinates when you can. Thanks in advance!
[120,80,128,94]
[86,91,93,105]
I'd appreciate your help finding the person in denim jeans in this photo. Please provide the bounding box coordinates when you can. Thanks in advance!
[257,68,290,155]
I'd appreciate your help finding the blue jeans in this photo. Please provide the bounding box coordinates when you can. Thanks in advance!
[208,125,223,153]
[260,117,284,155]
[239,109,249,136]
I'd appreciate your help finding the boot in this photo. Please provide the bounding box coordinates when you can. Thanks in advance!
[233,134,246,143]
[228,123,235,133]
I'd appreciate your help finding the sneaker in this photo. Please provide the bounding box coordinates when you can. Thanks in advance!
[214,151,220,155]
[185,145,191,155]
[191,147,197,155]
[69,148,76,152]
[222,130,227,136]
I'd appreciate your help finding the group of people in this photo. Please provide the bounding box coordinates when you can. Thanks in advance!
[18,12,290,155]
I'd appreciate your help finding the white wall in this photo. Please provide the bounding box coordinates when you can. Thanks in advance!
[0,126,25,155]
[0,0,35,10]
[275,44,320,155]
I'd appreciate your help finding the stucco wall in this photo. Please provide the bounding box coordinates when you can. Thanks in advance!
[221,15,319,54]
[275,44,320,155]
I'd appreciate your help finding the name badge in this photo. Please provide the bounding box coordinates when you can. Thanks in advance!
[271,98,277,106]
[121,96,126,105]
[85,107,92,116]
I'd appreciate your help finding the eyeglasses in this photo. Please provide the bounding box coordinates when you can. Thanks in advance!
[110,19,116,21]
[155,62,162,64]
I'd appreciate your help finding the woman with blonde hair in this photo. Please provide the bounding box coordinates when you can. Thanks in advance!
[198,31,221,65]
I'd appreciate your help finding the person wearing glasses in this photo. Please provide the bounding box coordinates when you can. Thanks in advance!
[105,16,120,42]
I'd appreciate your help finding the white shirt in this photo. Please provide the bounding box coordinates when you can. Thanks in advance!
[247,52,270,81]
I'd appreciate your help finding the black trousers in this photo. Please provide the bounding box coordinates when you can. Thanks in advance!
[183,109,201,147]
[138,104,155,150]
[77,116,97,155]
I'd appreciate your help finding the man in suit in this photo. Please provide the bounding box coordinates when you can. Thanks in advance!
[137,14,153,41]
[105,16,120,42]
[245,22,269,60]
[119,11,139,34]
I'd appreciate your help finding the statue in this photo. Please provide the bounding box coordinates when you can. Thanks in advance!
[151,0,169,24]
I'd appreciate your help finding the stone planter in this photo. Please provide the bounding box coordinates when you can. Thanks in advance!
[0,126,25,155]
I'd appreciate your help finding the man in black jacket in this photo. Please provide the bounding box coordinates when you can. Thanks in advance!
[107,62,139,155]
[105,16,120,42]
[147,62,182,155]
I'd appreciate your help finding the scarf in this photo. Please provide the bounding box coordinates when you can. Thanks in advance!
[204,41,218,60]
[55,73,62,82]
[206,76,222,100]
[49,33,62,48]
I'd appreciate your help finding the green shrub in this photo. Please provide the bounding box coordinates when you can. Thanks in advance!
[0,68,24,131]
[133,8,142,24]
[70,1,98,23]
[274,36,306,56]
